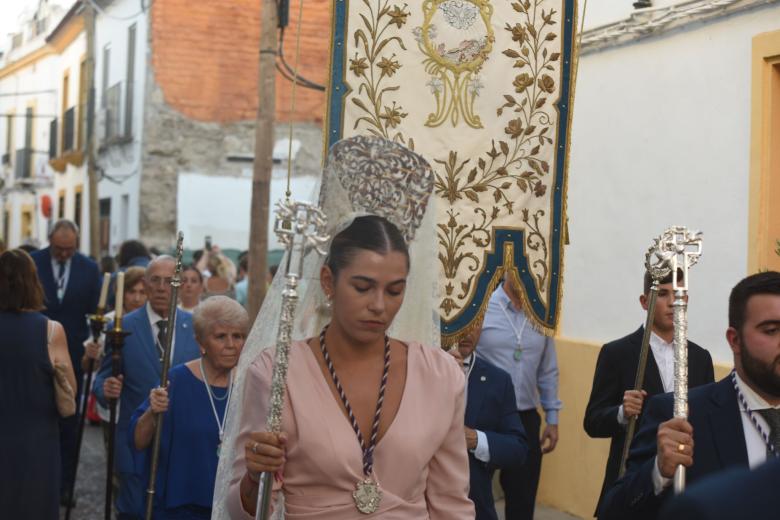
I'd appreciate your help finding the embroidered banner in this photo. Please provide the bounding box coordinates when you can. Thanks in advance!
[326,0,577,338]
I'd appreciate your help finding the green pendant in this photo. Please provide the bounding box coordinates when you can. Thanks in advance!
[513,349,522,361]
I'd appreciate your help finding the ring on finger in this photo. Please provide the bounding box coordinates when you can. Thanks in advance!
[252,442,259,454]
[677,443,685,453]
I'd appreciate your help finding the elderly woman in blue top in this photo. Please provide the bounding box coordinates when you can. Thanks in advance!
[130,295,248,519]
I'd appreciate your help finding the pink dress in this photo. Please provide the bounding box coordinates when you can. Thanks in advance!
[227,340,475,519]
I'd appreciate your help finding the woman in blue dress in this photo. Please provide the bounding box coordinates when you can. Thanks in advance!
[130,295,248,519]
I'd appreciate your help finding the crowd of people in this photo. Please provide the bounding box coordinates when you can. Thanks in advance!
[1,214,778,520]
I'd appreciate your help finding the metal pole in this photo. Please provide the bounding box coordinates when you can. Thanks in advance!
[672,286,689,494]
[144,233,184,520]
[104,327,130,520]
[246,0,279,323]
[618,281,659,478]
[65,312,108,520]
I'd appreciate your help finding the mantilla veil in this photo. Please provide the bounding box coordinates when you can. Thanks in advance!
[212,136,439,519]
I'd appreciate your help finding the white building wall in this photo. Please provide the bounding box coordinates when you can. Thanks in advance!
[561,3,780,362]
[0,51,59,248]
[95,0,148,254]
[52,30,90,249]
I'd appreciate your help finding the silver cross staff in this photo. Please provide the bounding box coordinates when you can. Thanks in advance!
[255,199,329,520]
[618,235,673,477]
[658,226,702,495]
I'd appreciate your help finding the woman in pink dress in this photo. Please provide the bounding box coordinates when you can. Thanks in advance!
[226,215,474,519]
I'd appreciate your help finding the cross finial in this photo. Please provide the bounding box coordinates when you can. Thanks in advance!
[657,226,702,292]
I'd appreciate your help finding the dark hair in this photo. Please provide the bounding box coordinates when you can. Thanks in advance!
[643,268,685,295]
[728,271,780,331]
[325,215,409,277]
[18,244,38,254]
[117,240,150,267]
[100,255,117,274]
[0,249,45,311]
[182,264,204,284]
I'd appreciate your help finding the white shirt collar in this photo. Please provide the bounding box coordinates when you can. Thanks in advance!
[146,302,166,326]
[649,331,673,349]
[462,353,474,366]
[734,371,780,411]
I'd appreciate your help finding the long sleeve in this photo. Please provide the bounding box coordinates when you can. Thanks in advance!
[93,325,115,407]
[226,351,280,520]
[584,344,623,438]
[536,336,562,425]
[425,374,475,520]
[599,393,673,519]
[704,351,715,384]
[482,374,528,469]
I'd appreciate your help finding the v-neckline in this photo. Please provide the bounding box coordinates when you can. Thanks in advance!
[302,339,411,452]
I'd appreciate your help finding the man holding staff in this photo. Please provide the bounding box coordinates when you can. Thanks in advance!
[584,268,714,516]
[93,256,200,519]
[600,271,780,519]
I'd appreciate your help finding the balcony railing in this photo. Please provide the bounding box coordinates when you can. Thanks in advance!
[49,119,58,159]
[14,148,31,179]
[63,107,76,152]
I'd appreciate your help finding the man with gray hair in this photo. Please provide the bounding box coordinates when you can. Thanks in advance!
[31,219,101,507]
[94,255,200,519]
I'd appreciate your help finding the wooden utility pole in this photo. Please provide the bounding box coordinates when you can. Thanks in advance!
[84,2,100,259]
[246,0,278,321]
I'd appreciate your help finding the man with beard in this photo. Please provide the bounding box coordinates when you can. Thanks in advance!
[600,271,780,519]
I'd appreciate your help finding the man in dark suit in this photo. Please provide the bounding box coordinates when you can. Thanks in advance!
[31,219,101,505]
[93,256,200,520]
[600,271,780,519]
[584,269,714,515]
[659,458,780,520]
[450,322,528,520]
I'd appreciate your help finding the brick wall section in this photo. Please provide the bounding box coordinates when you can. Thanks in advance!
[151,0,330,124]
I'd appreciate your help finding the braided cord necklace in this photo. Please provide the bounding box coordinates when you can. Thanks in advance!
[730,370,777,457]
[319,325,390,514]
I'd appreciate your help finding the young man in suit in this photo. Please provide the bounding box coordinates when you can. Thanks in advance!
[94,256,201,520]
[600,271,780,519]
[31,219,101,506]
[584,269,714,516]
[450,321,528,520]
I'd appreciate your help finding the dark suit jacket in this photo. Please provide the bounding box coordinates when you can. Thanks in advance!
[31,248,100,372]
[584,326,714,516]
[599,377,750,520]
[92,306,200,475]
[466,357,528,520]
[659,457,780,520]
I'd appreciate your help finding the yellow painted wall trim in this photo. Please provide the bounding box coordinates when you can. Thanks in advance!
[0,15,84,80]
[748,29,780,272]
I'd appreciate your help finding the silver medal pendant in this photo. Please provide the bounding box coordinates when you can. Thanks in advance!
[353,478,382,514]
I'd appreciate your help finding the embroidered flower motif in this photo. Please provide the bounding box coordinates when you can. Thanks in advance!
[538,74,555,93]
[380,103,407,128]
[534,182,547,197]
[509,23,527,43]
[513,73,534,93]
[438,0,478,30]
[388,5,409,29]
[504,118,524,138]
[349,56,369,77]
[427,77,444,94]
[467,76,484,96]
[377,56,401,78]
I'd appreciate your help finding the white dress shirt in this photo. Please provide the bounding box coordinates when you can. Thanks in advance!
[463,354,491,463]
[147,303,177,362]
[617,332,675,425]
[652,372,777,494]
[50,256,72,301]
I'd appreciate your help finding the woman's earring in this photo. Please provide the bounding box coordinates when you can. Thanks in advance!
[325,294,333,309]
